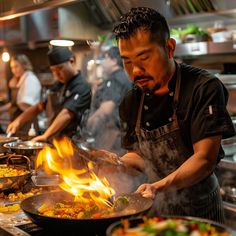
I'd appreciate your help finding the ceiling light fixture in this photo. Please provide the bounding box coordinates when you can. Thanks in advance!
[2,48,10,62]
[49,39,75,47]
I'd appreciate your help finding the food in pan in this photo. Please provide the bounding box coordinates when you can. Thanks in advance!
[0,166,29,177]
[111,217,230,236]
[38,196,134,219]
[0,203,20,213]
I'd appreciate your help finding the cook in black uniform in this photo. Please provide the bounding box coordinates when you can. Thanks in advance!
[113,7,235,223]
[87,47,132,154]
[7,47,91,141]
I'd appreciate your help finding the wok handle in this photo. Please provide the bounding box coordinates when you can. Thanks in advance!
[7,154,31,170]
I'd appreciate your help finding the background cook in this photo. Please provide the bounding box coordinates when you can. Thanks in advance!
[0,54,41,136]
[7,47,91,142]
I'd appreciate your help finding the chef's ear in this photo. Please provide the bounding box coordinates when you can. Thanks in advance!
[69,56,76,64]
[166,38,176,59]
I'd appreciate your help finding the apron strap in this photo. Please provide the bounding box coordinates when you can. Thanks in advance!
[172,64,181,121]
[135,92,145,135]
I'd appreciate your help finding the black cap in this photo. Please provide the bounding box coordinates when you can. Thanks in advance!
[47,47,74,66]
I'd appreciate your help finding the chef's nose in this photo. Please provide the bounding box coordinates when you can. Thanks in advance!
[132,64,144,77]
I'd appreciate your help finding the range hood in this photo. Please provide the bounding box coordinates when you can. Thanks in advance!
[0,0,83,20]
[1,2,105,47]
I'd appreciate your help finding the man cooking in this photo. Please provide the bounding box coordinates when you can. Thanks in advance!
[113,7,235,223]
[7,47,91,141]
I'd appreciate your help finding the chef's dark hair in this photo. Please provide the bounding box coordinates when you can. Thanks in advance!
[105,46,123,68]
[11,54,33,71]
[113,7,170,47]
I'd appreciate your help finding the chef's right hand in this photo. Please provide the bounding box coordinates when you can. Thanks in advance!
[136,183,157,199]
[6,120,20,135]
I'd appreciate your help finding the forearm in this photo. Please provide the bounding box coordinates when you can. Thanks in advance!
[121,151,145,172]
[43,108,75,140]
[0,103,11,113]
[14,104,40,125]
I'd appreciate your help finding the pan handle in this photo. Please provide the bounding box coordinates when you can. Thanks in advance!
[7,154,31,170]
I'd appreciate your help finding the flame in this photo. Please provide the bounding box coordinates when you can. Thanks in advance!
[36,137,115,207]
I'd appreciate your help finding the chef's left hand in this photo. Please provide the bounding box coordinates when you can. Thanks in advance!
[31,134,47,142]
[136,183,157,199]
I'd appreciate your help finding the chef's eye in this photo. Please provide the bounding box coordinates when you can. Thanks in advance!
[123,60,132,65]
[140,56,149,61]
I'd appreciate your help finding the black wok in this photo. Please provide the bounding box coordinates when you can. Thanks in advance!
[21,191,153,236]
[106,216,234,236]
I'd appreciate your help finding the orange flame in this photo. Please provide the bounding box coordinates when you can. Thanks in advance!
[36,137,115,207]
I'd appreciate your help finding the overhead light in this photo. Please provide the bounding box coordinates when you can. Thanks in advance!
[2,48,10,62]
[49,39,75,47]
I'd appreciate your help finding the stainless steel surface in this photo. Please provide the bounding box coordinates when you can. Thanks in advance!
[222,136,236,156]
[0,0,82,20]
[31,175,60,187]
[175,41,236,57]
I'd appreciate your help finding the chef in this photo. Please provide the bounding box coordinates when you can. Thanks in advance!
[113,7,235,223]
[7,47,91,141]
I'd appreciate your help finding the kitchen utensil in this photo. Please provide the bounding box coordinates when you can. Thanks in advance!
[20,190,153,235]
[6,131,12,138]
[31,174,61,187]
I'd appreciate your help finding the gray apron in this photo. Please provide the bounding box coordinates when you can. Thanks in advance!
[45,85,66,127]
[135,65,224,223]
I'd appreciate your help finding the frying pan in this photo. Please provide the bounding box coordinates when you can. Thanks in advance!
[106,216,234,236]
[3,141,47,156]
[0,155,31,192]
[21,191,153,236]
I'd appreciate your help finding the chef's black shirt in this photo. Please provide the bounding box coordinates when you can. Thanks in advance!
[44,72,91,136]
[91,68,132,127]
[119,63,235,159]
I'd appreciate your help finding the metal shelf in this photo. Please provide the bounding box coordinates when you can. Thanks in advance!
[175,41,236,57]
[218,159,236,171]
[167,8,236,27]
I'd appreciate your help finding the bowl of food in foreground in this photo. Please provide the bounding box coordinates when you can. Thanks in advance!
[106,216,233,236]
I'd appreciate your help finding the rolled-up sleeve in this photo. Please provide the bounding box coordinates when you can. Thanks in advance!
[63,81,91,122]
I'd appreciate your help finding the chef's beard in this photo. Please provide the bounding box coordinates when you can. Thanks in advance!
[134,76,161,93]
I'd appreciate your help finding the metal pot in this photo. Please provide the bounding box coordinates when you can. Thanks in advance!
[0,135,19,154]
[3,141,47,156]
[221,186,236,204]
[20,191,153,236]
[0,155,31,192]
[221,136,236,156]
[106,216,233,236]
